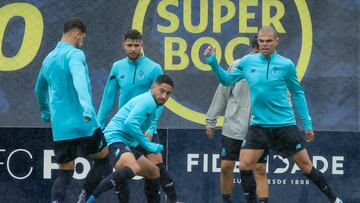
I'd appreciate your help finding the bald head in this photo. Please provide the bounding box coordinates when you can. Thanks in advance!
[258,25,278,38]
[257,26,279,56]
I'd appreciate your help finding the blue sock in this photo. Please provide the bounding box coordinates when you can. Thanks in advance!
[145,178,161,203]
[51,169,74,202]
[157,163,177,203]
[305,167,337,202]
[222,193,232,203]
[86,195,96,203]
[83,156,112,198]
[240,170,257,203]
[92,166,135,198]
[259,197,268,203]
[115,180,129,202]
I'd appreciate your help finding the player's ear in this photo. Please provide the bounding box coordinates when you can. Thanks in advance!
[151,84,156,91]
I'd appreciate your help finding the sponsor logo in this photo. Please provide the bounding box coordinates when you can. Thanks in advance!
[186,153,344,186]
[132,0,313,125]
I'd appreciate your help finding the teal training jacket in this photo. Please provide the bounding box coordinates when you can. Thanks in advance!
[103,91,164,153]
[35,42,99,141]
[97,55,163,135]
[205,51,312,130]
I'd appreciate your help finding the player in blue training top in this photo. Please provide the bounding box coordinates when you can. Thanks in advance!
[97,29,163,128]
[86,75,174,203]
[204,26,342,203]
[35,18,109,203]
[206,36,269,203]
[82,29,177,203]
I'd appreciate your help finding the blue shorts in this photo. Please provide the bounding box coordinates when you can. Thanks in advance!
[242,125,306,158]
[108,142,143,167]
[221,135,267,163]
[53,128,107,164]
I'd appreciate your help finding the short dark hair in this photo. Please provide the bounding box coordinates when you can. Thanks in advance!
[251,35,259,49]
[259,25,278,38]
[124,29,143,41]
[63,18,86,33]
[155,75,174,88]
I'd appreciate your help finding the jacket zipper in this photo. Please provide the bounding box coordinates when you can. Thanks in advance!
[266,56,270,79]
[133,61,138,84]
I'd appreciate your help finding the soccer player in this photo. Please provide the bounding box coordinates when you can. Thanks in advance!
[93,29,177,203]
[204,26,342,203]
[86,75,174,203]
[34,18,109,203]
[206,36,269,203]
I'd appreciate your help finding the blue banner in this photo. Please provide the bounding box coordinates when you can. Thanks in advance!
[1,128,359,202]
[167,129,360,203]
[0,0,358,130]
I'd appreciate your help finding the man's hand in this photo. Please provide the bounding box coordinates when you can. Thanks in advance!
[144,132,152,141]
[203,46,216,57]
[206,127,215,139]
[305,130,315,142]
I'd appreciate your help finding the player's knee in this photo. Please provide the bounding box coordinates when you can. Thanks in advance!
[130,164,141,175]
[147,153,163,165]
[239,152,258,170]
[146,165,160,179]
[253,164,266,176]
[154,167,160,178]
[221,162,234,175]
[239,159,256,170]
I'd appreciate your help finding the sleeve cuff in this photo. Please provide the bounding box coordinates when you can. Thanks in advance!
[145,131,153,137]
[41,113,50,123]
[205,53,217,65]
[83,109,95,120]
[303,122,312,131]
[205,118,217,128]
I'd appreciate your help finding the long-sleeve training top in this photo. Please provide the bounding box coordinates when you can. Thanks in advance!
[97,55,163,135]
[35,41,99,141]
[205,51,312,130]
[206,59,251,140]
[104,91,164,153]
